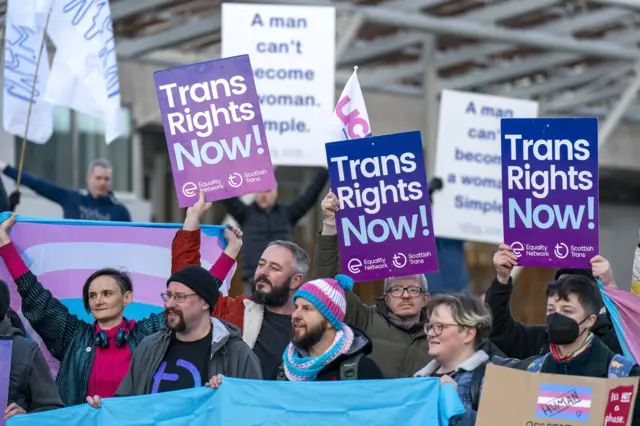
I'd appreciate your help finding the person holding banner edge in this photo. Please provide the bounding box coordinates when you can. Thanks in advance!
[0,211,240,406]
[414,293,519,426]
[87,265,262,407]
[0,280,64,421]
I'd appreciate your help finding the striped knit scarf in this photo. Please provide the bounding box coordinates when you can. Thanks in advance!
[550,332,594,361]
[282,324,354,381]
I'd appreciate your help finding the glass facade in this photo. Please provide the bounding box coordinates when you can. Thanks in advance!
[15,106,133,192]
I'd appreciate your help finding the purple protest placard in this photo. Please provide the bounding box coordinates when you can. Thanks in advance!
[326,131,439,282]
[501,118,599,268]
[0,339,12,426]
[154,54,276,207]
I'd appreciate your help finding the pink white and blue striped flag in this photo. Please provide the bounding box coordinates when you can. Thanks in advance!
[536,383,592,422]
[599,280,640,365]
[0,214,233,375]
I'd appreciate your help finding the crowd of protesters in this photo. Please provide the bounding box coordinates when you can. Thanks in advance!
[2,160,640,426]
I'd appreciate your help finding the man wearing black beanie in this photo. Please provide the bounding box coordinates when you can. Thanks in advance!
[87,266,262,407]
[0,280,64,419]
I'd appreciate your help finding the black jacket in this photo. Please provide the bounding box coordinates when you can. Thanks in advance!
[486,277,622,359]
[224,168,328,280]
[280,327,383,381]
[0,177,10,212]
[314,328,383,381]
[529,336,640,425]
[0,317,64,413]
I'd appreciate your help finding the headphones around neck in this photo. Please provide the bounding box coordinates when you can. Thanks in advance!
[94,319,131,349]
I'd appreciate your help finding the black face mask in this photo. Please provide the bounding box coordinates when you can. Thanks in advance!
[546,313,590,345]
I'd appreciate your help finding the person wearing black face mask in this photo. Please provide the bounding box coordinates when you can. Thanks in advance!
[522,275,640,425]
[487,246,622,359]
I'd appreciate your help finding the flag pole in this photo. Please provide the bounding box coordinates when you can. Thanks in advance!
[15,8,52,190]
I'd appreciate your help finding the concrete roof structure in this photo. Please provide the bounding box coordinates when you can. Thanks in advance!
[81,0,640,128]
[2,0,638,132]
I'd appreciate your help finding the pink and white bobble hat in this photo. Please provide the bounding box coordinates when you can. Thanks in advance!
[293,274,354,330]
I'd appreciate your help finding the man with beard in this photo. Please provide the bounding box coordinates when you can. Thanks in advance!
[209,275,382,389]
[86,265,261,407]
[278,274,382,381]
[170,192,310,380]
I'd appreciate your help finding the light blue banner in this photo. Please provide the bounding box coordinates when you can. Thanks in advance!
[9,377,465,426]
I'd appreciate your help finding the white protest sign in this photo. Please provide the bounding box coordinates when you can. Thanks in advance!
[432,90,539,244]
[222,3,335,167]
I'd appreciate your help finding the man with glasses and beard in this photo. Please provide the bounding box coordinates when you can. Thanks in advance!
[170,192,311,380]
[86,265,261,408]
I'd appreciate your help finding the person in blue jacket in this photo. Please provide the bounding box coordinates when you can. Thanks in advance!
[0,158,131,221]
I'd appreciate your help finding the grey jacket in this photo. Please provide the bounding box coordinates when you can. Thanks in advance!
[0,317,64,413]
[115,318,262,396]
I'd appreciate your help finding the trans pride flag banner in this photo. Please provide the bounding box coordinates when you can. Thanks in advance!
[599,279,640,365]
[8,377,465,426]
[0,214,233,375]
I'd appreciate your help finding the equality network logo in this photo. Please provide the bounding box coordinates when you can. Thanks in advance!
[347,259,362,274]
[182,182,197,197]
[510,241,524,258]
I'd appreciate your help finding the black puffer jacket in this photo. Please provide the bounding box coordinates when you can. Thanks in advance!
[0,317,64,413]
[223,168,328,280]
[485,277,622,359]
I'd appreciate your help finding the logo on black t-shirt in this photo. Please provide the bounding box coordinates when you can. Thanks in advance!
[151,359,201,393]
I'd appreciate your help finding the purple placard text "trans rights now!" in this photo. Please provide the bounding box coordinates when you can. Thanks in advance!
[154,54,276,207]
[501,118,599,268]
[326,131,439,282]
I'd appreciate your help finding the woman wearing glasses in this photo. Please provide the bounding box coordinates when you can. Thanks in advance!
[414,293,518,426]
[0,213,241,407]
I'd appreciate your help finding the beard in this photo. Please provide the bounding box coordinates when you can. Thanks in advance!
[292,319,328,351]
[252,275,292,307]
[164,308,186,332]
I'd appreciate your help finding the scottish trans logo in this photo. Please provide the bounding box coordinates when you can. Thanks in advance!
[228,173,243,188]
[554,243,569,259]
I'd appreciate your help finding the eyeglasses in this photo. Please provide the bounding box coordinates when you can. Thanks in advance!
[161,291,199,303]
[388,287,424,298]
[424,323,459,336]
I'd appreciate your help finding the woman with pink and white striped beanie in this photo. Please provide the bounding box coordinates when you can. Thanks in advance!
[281,274,383,381]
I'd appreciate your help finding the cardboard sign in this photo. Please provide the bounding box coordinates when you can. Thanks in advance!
[325,131,438,282]
[477,365,639,426]
[154,54,277,207]
[501,118,599,268]
[0,339,12,426]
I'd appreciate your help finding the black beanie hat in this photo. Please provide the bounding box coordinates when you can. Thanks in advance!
[0,280,10,319]
[167,266,221,313]
[554,268,595,283]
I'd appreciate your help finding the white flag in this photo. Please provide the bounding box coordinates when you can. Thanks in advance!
[327,67,371,142]
[2,0,54,144]
[45,0,123,144]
